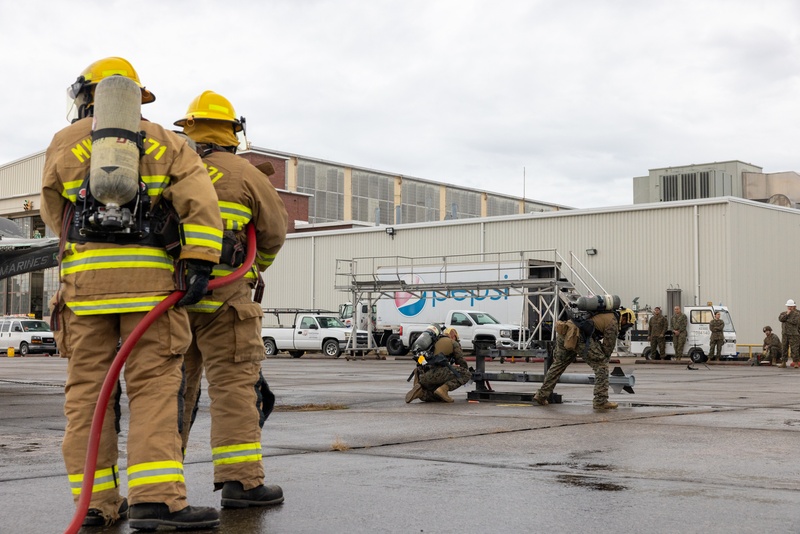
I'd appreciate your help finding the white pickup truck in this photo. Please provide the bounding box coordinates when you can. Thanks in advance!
[261,310,368,358]
[390,309,525,355]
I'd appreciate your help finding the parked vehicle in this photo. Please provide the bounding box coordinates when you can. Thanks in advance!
[0,316,57,356]
[338,301,376,330]
[629,305,737,362]
[388,309,523,355]
[370,260,547,355]
[261,309,368,358]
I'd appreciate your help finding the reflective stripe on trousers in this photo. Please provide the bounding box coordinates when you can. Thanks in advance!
[68,465,120,495]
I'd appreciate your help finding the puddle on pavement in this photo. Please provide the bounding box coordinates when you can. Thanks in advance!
[556,474,627,491]
[529,461,612,472]
[614,402,695,408]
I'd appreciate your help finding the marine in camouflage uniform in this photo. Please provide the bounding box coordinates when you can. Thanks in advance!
[708,313,725,361]
[534,311,620,410]
[406,335,472,403]
[760,326,781,365]
[670,307,688,361]
[778,304,800,367]
[648,307,668,359]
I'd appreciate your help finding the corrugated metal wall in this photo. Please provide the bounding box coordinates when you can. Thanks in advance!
[727,201,800,349]
[263,198,797,346]
[0,152,46,214]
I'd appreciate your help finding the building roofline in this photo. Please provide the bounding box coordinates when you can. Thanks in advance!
[648,160,763,172]
[247,145,573,210]
[284,196,797,239]
[0,150,46,171]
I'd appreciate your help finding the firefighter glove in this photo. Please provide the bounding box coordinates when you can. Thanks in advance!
[177,260,214,307]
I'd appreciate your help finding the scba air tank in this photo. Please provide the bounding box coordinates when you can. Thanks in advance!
[576,294,621,312]
[89,75,141,211]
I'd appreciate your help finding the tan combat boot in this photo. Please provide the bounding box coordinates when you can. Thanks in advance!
[433,384,453,403]
[594,401,618,410]
[533,391,549,406]
[405,384,424,403]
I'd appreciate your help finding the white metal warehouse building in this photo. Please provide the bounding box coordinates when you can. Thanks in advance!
[262,196,798,348]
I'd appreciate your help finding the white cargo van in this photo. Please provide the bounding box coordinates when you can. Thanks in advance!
[0,316,57,356]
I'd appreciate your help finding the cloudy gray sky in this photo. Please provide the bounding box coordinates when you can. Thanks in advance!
[2,0,799,208]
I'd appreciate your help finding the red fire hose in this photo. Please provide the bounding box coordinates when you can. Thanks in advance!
[64,224,257,534]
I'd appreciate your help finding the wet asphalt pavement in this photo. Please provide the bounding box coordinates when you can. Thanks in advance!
[1,354,800,533]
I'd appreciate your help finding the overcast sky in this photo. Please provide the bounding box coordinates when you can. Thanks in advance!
[2,0,799,209]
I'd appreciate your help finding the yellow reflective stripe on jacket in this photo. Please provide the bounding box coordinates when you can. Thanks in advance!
[67,295,168,315]
[185,300,224,313]
[212,442,262,466]
[211,264,257,279]
[68,465,120,495]
[182,224,223,250]
[256,251,277,269]
[127,460,185,488]
[219,201,252,230]
[61,247,174,276]
[62,178,83,203]
[142,175,170,196]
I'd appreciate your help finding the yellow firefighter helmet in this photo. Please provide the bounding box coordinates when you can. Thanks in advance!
[173,91,244,132]
[69,57,155,104]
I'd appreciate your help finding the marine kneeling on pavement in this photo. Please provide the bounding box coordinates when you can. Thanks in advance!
[406,325,472,403]
[534,295,623,410]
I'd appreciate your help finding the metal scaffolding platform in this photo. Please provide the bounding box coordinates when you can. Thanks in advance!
[335,249,609,352]
[334,249,635,402]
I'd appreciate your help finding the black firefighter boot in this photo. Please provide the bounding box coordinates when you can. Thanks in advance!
[83,498,128,527]
[221,481,284,508]
[129,503,219,531]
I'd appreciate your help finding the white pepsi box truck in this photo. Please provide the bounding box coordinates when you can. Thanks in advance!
[374,261,532,355]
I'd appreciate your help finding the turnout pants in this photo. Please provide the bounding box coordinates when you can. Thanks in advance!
[181,282,267,490]
[57,306,192,520]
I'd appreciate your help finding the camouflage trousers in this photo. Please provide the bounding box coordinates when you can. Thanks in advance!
[761,346,781,363]
[537,334,610,407]
[708,337,724,360]
[781,334,800,364]
[649,336,666,359]
[673,333,687,361]
[418,366,472,402]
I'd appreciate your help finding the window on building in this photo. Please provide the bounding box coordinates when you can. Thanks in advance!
[401,180,439,223]
[446,189,481,219]
[296,161,344,223]
[486,195,518,217]
[352,171,394,225]
[525,201,548,213]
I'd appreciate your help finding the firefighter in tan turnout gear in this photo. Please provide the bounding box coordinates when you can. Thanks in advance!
[41,57,223,530]
[175,91,289,507]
